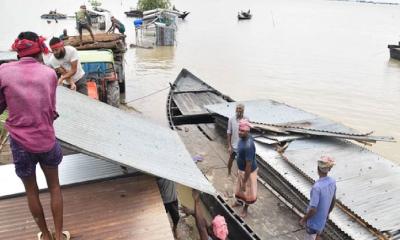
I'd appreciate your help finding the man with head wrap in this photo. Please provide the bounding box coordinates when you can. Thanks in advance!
[232,119,258,218]
[300,156,336,240]
[48,37,87,95]
[1,32,70,240]
[227,103,248,175]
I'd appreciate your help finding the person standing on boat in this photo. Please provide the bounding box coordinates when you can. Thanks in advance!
[300,156,336,240]
[76,5,95,45]
[107,16,126,34]
[1,31,70,240]
[227,103,248,176]
[48,37,87,95]
[232,119,258,218]
[182,190,229,240]
[156,178,180,238]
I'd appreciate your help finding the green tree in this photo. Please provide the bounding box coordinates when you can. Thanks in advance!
[137,0,171,11]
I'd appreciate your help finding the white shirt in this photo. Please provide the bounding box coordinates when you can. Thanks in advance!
[227,115,249,151]
[48,46,85,83]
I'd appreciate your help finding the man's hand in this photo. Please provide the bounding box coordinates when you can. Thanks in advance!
[69,82,77,91]
[228,145,232,154]
[192,189,200,200]
[57,76,65,85]
[299,218,306,227]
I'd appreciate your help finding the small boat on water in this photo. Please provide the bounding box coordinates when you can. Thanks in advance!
[172,5,190,20]
[178,11,190,19]
[41,11,67,20]
[388,43,400,60]
[238,10,252,20]
[124,9,143,18]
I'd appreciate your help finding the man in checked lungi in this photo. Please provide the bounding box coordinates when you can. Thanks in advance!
[231,119,258,218]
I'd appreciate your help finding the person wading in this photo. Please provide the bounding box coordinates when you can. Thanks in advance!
[300,156,336,240]
[232,119,258,218]
[1,31,70,240]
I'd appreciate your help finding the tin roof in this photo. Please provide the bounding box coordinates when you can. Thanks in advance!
[255,142,377,240]
[283,138,400,235]
[55,87,215,194]
[0,175,174,240]
[0,153,136,198]
[206,100,365,135]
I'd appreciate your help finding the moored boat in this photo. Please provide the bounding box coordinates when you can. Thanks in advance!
[238,10,252,20]
[41,11,67,20]
[388,43,400,60]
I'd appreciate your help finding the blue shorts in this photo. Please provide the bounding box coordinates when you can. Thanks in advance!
[10,137,63,178]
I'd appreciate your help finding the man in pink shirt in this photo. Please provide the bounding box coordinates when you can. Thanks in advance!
[0,32,70,240]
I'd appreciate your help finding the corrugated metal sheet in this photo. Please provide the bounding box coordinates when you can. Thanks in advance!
[0,175,174,240]
[0,153,136,198]
[283,138,400,234]
[206,100,367,136]
[255,142,377,240]
[55,87,215,194]
[0,51,17,62]
[253,136,278,145]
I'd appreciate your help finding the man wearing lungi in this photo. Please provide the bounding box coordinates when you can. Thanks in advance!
[232,119,258,218]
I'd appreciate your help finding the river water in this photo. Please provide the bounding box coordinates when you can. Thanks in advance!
[1,0,399,163]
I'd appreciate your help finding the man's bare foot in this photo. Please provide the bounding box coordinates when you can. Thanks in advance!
[231,201,242,208]
[181,205,193,216]
[241,205,249,218]
[240,209,248,218]
[39,231,52,240]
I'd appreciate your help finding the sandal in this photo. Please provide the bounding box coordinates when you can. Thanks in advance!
[37,232,54,240]
[52,231,71,240]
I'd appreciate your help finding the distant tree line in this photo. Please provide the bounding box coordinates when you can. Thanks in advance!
[137,0,171,11]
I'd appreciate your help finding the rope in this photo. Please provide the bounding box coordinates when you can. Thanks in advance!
[125,86,170,104]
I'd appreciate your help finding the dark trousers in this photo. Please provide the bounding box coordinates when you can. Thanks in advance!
[164,200,180,227]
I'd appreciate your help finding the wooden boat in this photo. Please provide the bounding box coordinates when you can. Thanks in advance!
[167,68,234,127]
[167,69,259,239]
[178,11,190,20]
[41,11,67,20]
[124,9,143,18]
[388,43,400,60]
[238,10,252,20]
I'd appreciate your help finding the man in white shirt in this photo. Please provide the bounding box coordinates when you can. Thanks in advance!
[48,37,87,95]
[227,103,248,175]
